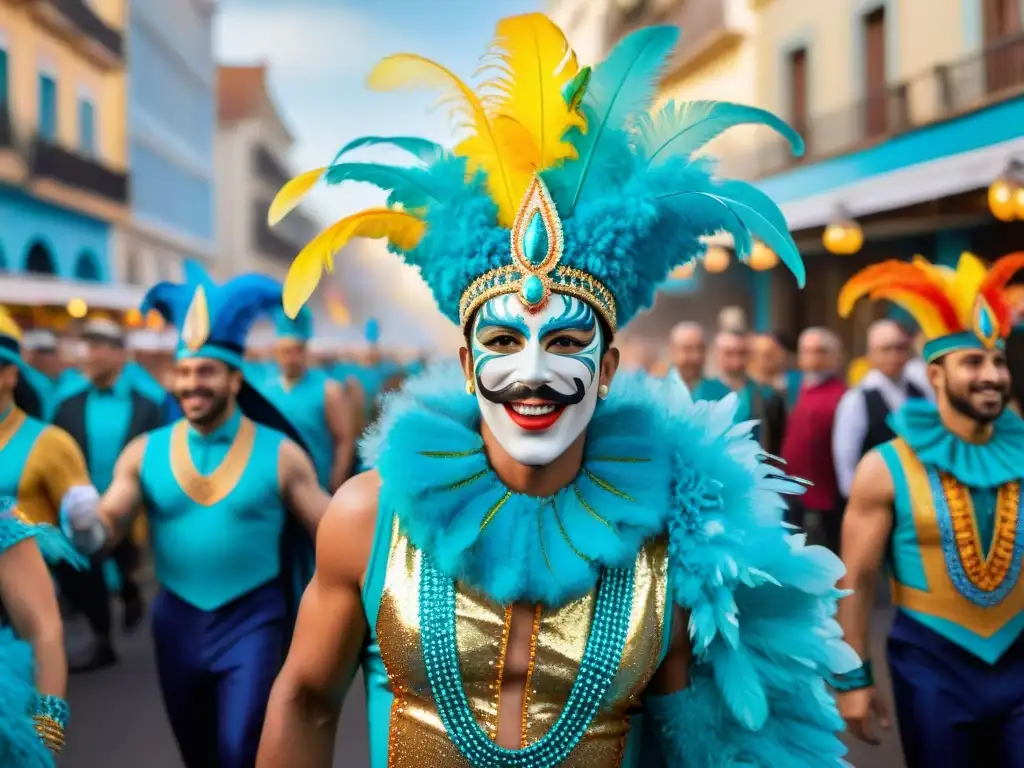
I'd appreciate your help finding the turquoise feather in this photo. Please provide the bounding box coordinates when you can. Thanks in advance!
[0,628,54,767]
[546,26,679,213]
[635,100,805,165]
[330,135,443,165]
[323,162,450,209]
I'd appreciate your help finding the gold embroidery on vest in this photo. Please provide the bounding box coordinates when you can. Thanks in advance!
[0,407,26,452]
[890,439,1024,638]
[376,524,668,767]
[169,418,256,506]
[520,604,542,748]
[940,472,1019,592]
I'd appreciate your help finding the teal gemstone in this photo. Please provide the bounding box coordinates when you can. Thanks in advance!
[523,210,549,265]
[978,303,995,338]
[521,274,545,305]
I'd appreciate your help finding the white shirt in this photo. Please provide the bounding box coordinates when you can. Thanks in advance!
[832,368,930,497]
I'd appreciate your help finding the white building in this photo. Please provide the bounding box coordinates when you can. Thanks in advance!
[215,64,317,281]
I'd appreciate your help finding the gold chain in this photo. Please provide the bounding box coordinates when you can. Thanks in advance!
[940,474,1020,592]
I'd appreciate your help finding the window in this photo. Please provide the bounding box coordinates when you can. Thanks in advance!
[863,7,888,138]
[787,48,808,136]
[78,96,95,156]
[38,73,57,140]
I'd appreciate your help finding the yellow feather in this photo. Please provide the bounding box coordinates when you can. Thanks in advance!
[268,167,326,227]
[282,209,426,318]
[367,54,521,226]
[482,14,584,172]
[0,306,22,341]
[872,288,953,339]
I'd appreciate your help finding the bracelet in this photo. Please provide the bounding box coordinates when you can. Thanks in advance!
[32,695,68,754]
[828,660,874,692]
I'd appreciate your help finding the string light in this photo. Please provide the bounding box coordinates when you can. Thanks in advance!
[988,176,1017,222]
[748,242,779,271]
[823,218,864,255]
[703,245,730,273]
[66,298,87,319]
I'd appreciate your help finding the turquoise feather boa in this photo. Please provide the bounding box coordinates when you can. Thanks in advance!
[362,365,857,763]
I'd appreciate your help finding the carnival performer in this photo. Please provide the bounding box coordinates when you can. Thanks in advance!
[261,308,356,492]
[0,497,87,767]
[257,13,855,767]
[835,251,1024,767]
[62,263,332,768]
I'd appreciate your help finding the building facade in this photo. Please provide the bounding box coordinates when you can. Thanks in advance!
[215,65,317,282]
[120,0,217,287]
[0,0,136,309]
[751,0,1024,352]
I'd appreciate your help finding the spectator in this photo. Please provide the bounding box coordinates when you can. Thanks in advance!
[667,322,713,398]
[781,328,846,553]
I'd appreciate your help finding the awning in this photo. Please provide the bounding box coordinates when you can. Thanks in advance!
[0,274,145,310]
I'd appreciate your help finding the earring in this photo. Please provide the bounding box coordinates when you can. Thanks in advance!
[598,384,609,400]
[466,379,476,396]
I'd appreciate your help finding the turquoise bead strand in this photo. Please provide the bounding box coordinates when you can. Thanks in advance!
[419,555,634,767]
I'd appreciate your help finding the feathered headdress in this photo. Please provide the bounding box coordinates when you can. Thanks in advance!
[141,261,284,368]
[838,251,1024,361]
[270,13,805,331]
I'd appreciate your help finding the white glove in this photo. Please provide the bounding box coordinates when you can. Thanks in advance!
[59,485,106,556]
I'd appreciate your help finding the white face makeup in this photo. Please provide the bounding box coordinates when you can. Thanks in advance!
[470,292,604,466]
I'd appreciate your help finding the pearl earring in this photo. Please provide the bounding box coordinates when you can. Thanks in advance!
[598,384,609,400]
[466,379,476,395]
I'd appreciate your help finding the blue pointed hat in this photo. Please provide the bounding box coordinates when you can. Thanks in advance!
[275,306,313,342]
[142,261,284,369]
[270,14,805,333]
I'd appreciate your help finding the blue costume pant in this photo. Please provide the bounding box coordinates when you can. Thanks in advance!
[151,581,286,768]
[888,610,1024,768]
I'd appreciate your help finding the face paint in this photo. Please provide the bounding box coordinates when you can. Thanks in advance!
[471,293,603,466]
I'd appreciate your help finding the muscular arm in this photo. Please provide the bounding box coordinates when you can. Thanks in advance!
[258,471,381,768]
[279,440,332,537]
[837,450,895,660]
[324,381,355,493]
[96,437,147,548]
[0,539,66,697]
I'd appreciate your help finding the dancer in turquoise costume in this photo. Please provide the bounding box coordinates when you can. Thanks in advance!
[837,252,1024,767]
[258,13,855,767]
[0,497,85,766]
[262,307,356,492]
[62,263,331,768]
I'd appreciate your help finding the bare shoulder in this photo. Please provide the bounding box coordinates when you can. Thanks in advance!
[117,434,149,470]
[849,448,895,507]
[324,379,344,400]
[316,470,381,585]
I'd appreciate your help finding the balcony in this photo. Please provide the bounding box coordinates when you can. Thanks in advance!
[253,145,289,189]
[748,32,1024,178]
[253,201,299,261]
[19,0,123,69]
[30,137,129,204]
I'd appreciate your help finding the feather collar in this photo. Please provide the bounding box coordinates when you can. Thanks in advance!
[362,364,671,607]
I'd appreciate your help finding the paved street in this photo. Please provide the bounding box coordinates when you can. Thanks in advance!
[60,600,903,767]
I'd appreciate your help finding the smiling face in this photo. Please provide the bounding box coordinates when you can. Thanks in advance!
[467,293,606,466]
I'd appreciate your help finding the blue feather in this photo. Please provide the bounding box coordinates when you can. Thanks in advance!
[546,26,679,213]
[635,100,805,164]
[331,135,444,165]
[655,183,804,286]
[324,162,450,209]
[215,273,285,345]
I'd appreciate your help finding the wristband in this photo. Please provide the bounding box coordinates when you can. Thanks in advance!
[828,659,874,692]
[32,695,69,754]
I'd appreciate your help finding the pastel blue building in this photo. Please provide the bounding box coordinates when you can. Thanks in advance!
[123,0,216,285]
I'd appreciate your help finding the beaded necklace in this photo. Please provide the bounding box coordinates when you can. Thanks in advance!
[418,554,634,767]
[928,470,1024,607]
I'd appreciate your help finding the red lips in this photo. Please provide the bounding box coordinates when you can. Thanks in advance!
[503,402,565,431]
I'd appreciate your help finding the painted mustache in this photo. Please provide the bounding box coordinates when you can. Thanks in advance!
[477,377,587,405]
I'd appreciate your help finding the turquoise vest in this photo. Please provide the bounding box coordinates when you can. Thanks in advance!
[139,412,288,611]
[84,375,133,493]
[0,409,45,498]
[879,441,1024,662]
[262,369,333,489]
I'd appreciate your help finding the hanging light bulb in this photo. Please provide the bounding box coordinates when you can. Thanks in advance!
[124,308,143,328]
[748,242,779,271]
[989,176,1018,222]
[1013,185,1024,220]
[703,245,730,273]
[823,218,864,255]
[66,298,87,319]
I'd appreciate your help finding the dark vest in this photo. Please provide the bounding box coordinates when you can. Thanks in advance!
[52,388,165,465]
[859,381,925,458]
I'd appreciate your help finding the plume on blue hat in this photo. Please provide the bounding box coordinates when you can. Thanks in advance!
[275,306,314,342]
[141,261,283,368]
[364,317,380,345]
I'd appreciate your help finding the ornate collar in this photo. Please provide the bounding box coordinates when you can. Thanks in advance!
[363,365,671,607]
[889,399,1024,489]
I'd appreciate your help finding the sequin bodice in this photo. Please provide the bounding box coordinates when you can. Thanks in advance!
[374,518,669,767]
